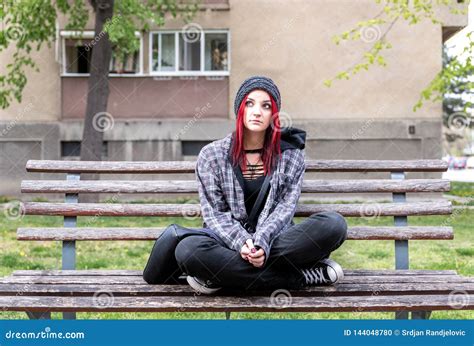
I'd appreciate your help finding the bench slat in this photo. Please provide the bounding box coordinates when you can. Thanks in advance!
[0,282,471,297]
[17,226,454,241]
[1,274,472,285]
[23,201,452,217]
[10,269,459,277]
[25,159,448,173]
[21,179,451,194]
[0,294,470,312]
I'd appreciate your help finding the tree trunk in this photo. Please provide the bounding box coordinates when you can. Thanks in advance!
[80,0,114,203]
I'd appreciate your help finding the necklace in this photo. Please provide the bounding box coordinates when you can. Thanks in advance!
[244,147,263,154]
[245,153,263,180]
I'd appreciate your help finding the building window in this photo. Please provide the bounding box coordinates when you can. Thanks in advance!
[152,33,176,72]
[150,30,230,76]
[179,32,201,71]
[61,141,81,157]
[63,38,93,74]
[204,32,228,71]
[182,140,212,156]
[109,51,140,74]
[61,141,108,158]
[61,31,143,76]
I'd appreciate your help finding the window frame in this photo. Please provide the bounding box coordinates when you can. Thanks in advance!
[60,30,144,77]
[149,29,230,76]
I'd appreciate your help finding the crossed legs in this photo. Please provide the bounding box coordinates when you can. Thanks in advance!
[173,212,348,290]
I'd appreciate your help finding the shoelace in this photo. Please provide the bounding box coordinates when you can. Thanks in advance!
[301,267,328,285]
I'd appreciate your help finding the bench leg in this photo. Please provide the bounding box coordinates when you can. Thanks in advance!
[62,182,79,320]
[392,177,409,321]
[395,311,409,319]
[61,238,76,320]
[412,311,431,319]
[26,311,51,319]
[225,312,231,320]
[63,312,77,320]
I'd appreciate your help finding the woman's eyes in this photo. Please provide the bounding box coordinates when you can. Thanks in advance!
[245,101,271,109]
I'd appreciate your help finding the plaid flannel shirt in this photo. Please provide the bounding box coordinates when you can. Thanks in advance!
[195,132,306,266]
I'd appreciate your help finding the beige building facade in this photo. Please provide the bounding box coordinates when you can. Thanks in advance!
[0,0,468,196]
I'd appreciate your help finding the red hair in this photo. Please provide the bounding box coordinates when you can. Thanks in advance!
[231,93,282,175]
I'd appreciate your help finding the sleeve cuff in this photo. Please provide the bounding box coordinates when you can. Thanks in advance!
[232,232,250,252]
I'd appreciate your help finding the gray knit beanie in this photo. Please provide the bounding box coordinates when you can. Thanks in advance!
[233,75,281,116]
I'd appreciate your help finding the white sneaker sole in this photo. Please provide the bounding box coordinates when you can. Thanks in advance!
[186,276,222,295]
[320,258,344,284]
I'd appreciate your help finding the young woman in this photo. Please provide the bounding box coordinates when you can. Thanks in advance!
[143,76,348,294]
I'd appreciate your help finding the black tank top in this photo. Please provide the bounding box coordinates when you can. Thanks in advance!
[241,172,269,218]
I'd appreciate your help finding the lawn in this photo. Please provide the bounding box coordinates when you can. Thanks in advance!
[0,193,472,320]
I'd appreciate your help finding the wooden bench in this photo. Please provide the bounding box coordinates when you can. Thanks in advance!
[1,159,473,320]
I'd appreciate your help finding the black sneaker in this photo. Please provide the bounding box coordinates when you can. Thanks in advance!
[186,276,222,295]
[300,258,344,286]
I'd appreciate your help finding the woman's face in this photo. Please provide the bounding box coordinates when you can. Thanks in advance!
[243,89,273,133]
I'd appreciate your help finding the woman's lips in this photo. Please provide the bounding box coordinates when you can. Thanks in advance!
[251,120,262,124]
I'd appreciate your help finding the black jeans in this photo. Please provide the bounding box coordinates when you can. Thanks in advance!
[143,211,348,290]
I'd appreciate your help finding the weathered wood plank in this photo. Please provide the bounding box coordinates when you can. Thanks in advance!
[346,226,453,240]
[17,226,454,241]
[302,179,450,193]
[0,282,472,297]
[26,160,197,174]
[21,179,451,194]
[10,269,459,277]
[1,275,472,285]
[305,160,448,172]
[25,159,448,174]
[0,294,470,312]
[21,180,198,194]
[295,201,452,217]
[23,201,452,217]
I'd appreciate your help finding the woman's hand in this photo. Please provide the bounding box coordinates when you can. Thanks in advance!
[240,242,251,261]
[248,248,265,268]
[240,239,265,268]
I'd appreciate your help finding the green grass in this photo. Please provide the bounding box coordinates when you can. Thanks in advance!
[446,182,474,199]
[0,207,473,320]
[446,182,474,206]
